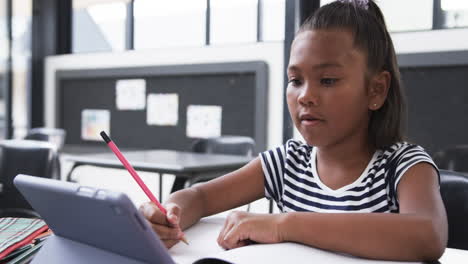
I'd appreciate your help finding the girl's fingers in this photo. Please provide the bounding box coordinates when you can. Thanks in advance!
[217,222,235,248]
[222,226,240,249]
[217,218,230,242]
[166,204,182,226]
[222,225,252,249]
[163,239,181,249]
[139,203,168,225]
[151,223,183,240]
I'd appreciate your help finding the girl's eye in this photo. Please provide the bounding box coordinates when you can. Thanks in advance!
[320,78,338,86]
[288,78,302,86]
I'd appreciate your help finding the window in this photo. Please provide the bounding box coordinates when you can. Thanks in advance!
[73,0,129,53]
[379,0,433,32]
[441,0,468,28]
[210,0,258,44]
[73,0,284,51]
[134,0,206,49]
[260,0,285,41]
[321,0,434,32]
[0,0,8,138]
[12,0,32,137]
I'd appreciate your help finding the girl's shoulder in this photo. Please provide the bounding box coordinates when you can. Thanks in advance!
[260,139,312,168]
[376,142,434,167]
[261,139,312,160]
[380,142,429,157]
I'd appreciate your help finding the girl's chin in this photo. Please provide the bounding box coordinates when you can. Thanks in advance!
[300,137,319,147]
[299,133,330,148]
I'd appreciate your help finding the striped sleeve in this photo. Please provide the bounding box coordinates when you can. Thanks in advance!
[259,144,286,203]
[393,144,439,198]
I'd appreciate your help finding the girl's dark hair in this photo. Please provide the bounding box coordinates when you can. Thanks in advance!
[299,0,406,149]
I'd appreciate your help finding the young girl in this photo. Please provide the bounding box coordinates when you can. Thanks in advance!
[140,0,448,261]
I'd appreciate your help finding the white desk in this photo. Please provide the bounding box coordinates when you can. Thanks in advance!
[170,216,468,264]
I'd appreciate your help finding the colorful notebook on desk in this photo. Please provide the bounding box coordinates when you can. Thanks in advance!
[0,218,49,260]
[2,240,46,264]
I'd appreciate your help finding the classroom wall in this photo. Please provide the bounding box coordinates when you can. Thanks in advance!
[45,42,284,150]
[45,28,468,149]
[392,28,468,53]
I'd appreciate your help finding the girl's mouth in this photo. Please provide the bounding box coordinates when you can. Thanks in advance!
[299,114,324,127]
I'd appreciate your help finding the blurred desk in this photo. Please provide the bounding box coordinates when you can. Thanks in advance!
[63,149,252,201]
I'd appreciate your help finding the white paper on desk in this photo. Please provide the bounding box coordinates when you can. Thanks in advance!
[81,109,110,141]
[171,216,420,264]
[186,105,222,138]
[170,217,225,264]
[205,243,419,264]
[115,79,146,110]
[147,93,179,126]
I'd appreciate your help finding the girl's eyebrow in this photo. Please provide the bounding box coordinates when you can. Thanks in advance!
[287,65,300,73]
[311,63,343,69]
[288,63,343,73]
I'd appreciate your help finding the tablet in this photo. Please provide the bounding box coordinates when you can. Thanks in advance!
[14,174,175,264]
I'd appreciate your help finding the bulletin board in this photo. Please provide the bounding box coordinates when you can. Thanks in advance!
[55,61,268,153]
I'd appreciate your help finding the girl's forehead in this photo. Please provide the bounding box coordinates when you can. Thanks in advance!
[290,30,365,68]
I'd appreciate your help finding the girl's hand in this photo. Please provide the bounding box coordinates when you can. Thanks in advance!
[217,211,285,250]
[139,202,184,249]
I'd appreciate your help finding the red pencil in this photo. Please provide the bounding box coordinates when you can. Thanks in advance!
[100,131,189,245]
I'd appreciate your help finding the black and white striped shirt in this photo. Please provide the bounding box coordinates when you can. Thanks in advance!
[260,139,437,213]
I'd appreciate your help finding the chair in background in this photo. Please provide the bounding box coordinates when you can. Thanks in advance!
[170,136,255,191]
[24,127,66,152]
[171,136,258,210]
[0,140,60,218]
[439,169,468,250]
[171,136,255,191]
[191,136,255,157]
[433,145,468,174]
[24,127,66,181]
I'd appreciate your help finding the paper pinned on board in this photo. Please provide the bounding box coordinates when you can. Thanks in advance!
[81,109,110,141]
[115,79,146,110]
[147,93,179,126]
[186,105,222,138]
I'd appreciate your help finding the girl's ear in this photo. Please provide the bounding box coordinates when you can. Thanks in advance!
[368,71,390,110]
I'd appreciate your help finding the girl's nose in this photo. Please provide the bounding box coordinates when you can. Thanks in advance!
[298,83,318,106]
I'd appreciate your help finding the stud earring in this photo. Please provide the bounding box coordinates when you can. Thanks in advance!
[373,103,377,108]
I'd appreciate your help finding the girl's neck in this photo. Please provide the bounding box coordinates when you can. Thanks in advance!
[314,132,375,190]
[315,133,375,171]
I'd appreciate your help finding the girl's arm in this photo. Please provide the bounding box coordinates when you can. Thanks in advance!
[220,163,448,262]
[167,157,265,230]
[141,157,265,248]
